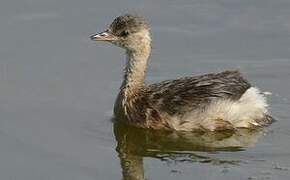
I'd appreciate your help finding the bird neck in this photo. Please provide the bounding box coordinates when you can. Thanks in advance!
[121,43,151,96]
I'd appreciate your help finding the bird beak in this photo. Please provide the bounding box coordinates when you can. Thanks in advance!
[90,30,117,41]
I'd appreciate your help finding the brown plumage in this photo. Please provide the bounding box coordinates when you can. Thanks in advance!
[90,14,273,131]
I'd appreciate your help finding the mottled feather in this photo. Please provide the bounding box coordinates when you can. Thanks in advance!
[147,70,251,115]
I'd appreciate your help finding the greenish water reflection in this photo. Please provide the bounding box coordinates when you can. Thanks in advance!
[113,122,263,180]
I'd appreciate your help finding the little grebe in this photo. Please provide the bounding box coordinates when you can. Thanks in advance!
[90,14,273,131]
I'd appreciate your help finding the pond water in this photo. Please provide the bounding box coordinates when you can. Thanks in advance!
[0,0,290,179]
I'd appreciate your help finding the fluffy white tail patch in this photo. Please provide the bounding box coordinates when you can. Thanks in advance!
[206,87,269,128]
[170,87,270,131]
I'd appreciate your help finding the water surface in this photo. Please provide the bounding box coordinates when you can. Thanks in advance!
[0,0,290,179]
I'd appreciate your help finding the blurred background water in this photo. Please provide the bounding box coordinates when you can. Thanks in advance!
[0,0,290,179]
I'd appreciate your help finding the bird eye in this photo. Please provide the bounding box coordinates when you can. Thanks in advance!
[120,30,129,37]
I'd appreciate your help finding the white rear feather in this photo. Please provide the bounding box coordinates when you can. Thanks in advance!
[168,87,269,131]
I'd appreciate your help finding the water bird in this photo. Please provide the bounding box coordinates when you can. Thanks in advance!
[90,14,273,131]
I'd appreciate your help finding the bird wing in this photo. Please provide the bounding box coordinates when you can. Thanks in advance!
[146,70,251,115]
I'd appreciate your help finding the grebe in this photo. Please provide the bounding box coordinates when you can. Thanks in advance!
[90,14,273,131]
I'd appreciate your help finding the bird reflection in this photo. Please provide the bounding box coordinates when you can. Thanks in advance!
[113,122,263,180]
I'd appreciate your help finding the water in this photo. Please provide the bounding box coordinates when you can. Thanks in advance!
[0,0,290,179]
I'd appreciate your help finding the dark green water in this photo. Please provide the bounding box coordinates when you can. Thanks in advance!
[0,0,290,179]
